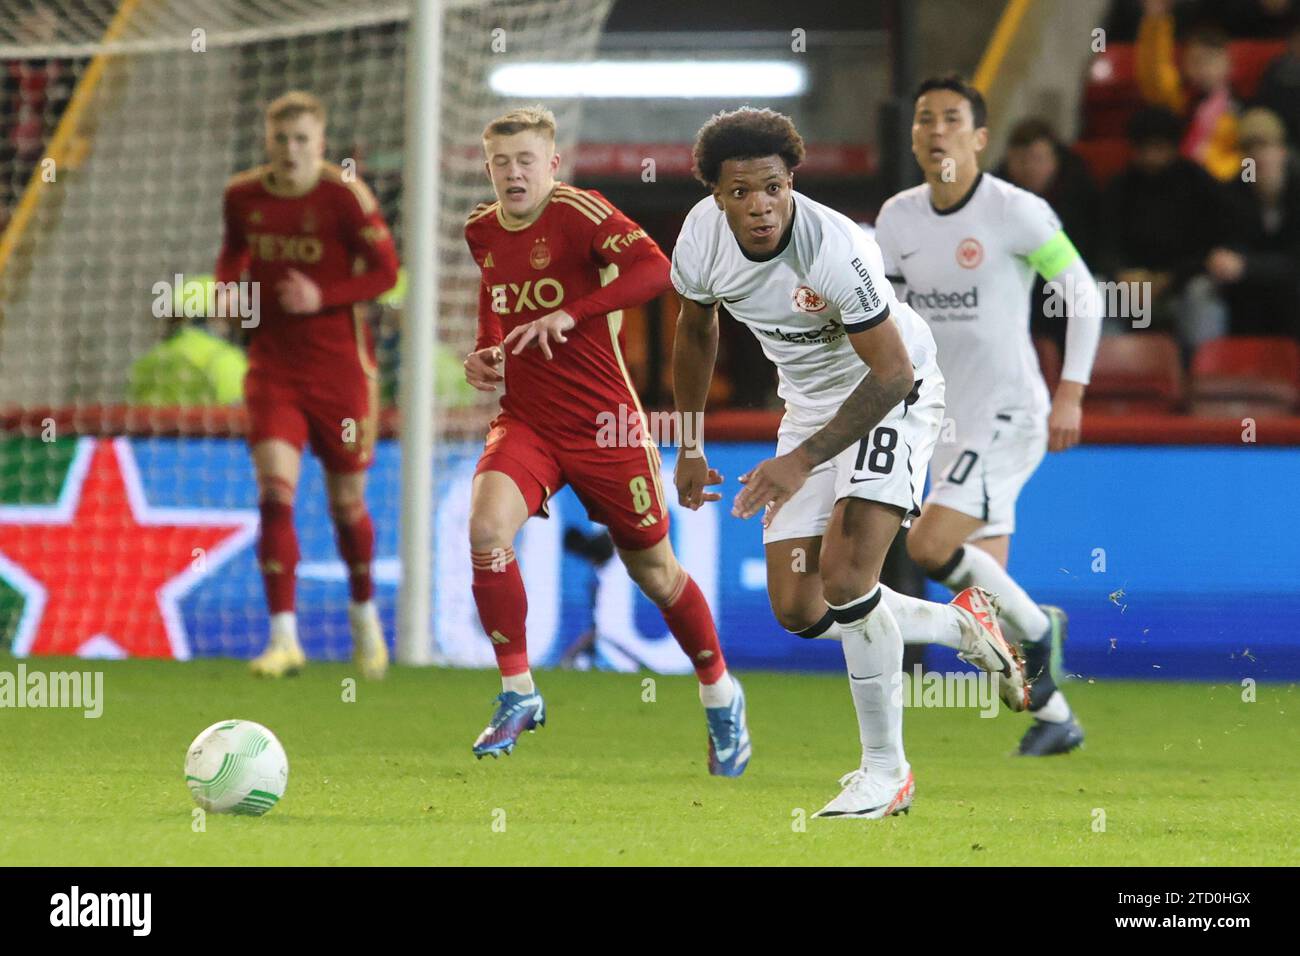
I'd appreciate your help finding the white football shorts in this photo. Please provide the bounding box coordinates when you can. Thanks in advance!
[926,408,1047,539]
[763,374,945,544]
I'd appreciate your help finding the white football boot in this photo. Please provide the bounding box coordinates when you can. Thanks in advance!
[814,766,915,819]
[349,601,389,680]
[951,586,1030,712]
[249,637,306,678]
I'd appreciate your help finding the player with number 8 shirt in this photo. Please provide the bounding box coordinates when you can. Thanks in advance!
[461,107,749,773]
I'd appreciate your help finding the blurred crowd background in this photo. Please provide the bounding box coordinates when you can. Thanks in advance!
[3,0,1299,420]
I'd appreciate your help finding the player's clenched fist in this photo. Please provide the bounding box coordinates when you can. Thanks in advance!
[674,451,723,509]
[275,268,323,314]
[502,308,576,359]
[464,346,505,392]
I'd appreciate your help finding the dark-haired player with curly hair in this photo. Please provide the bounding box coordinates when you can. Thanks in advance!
[672,107,1029,819]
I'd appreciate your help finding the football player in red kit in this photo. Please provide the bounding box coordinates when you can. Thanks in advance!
[215,91,397,680]
[462,107,750,775]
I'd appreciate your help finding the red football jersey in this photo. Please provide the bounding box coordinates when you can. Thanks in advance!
[464,183,670,449]
[215,163,399,382]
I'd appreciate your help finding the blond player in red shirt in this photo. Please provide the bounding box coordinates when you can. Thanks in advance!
[215,92,398,680]
[462,107,750,774]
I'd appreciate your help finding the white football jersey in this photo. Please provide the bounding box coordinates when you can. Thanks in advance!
[671,191,938,427]
[874,173,1057,445]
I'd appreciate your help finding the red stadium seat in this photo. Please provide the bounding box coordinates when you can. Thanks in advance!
[1084,334,1184,414]
[1034,336,1062,393]
[1084,45,1137,106]
[1229,40,1286,101]
[1189,336,1300,416]
[1073,138,1131,186]
[1079,40,1286,157]
[1083,46,1140,140]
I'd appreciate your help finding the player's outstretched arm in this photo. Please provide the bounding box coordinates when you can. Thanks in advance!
[503,222,670,358]
[732,320,913,525]
[672,293,723,509]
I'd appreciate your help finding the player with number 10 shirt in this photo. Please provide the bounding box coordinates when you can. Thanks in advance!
[461,107,749,773]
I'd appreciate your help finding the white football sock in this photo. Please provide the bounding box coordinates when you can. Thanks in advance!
[829,587,906,775]
[881,585,964,648]
[502,671,535,695]
[791,610,840,640]
[1034,689,1072,723]
[269,611,299,650]
[699,670,735,708]
[940,546,1049,644]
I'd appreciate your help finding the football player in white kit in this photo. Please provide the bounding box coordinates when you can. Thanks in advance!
[874,76,1104,756]
[671,108,1029,819]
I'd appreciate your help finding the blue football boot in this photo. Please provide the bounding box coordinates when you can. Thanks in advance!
[472,690,546,759]
[705,676,751,777]
[1018,606,1084,756]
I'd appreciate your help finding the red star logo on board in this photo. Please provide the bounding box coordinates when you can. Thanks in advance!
[0,438,258,659]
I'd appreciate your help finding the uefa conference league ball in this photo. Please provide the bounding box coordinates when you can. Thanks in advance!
[184,719,288,816]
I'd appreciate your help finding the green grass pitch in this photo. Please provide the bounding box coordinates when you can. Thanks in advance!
[1,657,1295,866]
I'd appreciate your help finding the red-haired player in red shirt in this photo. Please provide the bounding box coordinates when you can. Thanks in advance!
[461,107,750,775]
[215,91,397,680]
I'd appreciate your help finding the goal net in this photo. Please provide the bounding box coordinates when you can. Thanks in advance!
[0,0,612,662]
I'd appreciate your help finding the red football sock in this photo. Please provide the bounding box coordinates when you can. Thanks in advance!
[258,498,299,614]
[660,571,727,684]
[333,510,375,603]
[471,547,529,677]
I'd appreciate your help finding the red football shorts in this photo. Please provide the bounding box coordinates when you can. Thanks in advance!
[245,370,379,474]
[474,412,670,551]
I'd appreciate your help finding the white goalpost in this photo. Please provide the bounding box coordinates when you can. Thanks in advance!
[397,0,440,665]
[0,0,613,663]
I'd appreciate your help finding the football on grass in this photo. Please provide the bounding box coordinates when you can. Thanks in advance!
[184,719,288,816]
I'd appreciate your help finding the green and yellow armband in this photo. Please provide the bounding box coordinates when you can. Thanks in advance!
[1025,230,1080,281]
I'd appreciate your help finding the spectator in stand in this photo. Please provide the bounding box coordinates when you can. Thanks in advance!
[996,118,1102,354]
[1254,15,1300,146]
[1137,0,1242,181]
[1110,0,1296,40]
[1205,107,1300,338]
[129,276,248,407]
[1099,107,1233,358]
[1219,0,1298,37]
[0,8,72,230]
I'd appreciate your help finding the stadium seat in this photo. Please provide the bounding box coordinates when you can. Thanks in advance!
[1188,336,1300,417]
[1079,40,1285,158]
[1084,334,1184,414]
[1034,335,1062,393]
[1084,45,1137,106]
[1082,46,1138,140]
[1229,40,1286,101]
[1073,138,1131,185]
